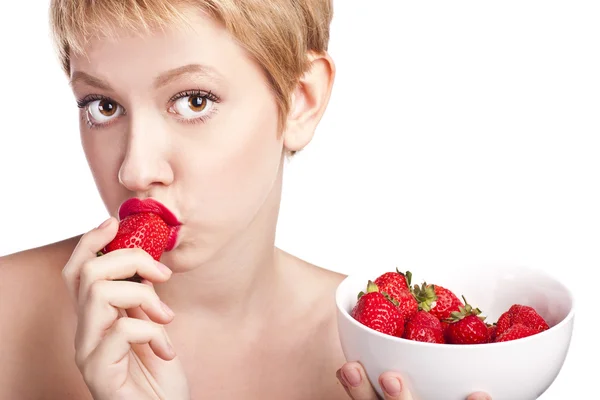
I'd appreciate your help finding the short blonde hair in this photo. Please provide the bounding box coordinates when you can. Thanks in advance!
[49,0,333,132]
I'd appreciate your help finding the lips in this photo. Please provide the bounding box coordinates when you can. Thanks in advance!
[118,198,181,251]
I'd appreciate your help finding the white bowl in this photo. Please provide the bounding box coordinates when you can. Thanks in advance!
[336,264,575,400]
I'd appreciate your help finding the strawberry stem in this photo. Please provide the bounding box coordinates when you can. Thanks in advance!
[412,282,437,312]
[396,268,413,287]
[444,296,487,323]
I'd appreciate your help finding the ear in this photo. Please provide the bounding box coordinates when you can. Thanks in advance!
[283,52,336,153]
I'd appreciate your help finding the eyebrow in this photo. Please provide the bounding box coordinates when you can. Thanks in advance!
[69,71,113,91]
[69,63,223,91]
[153,64,223,88]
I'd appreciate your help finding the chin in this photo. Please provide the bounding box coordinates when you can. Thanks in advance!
[159,237,223,272]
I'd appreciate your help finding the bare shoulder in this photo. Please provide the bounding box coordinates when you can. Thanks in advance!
[0,236,79,318]
[276,249,351,399]
[278,248,347,289]
[0,235,80,306]
[0,236,90,399]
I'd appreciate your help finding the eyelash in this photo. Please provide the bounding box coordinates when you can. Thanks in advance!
[169,90,220,125]
[75,90,221,128]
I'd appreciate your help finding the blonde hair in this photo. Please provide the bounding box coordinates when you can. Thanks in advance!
[49,0,333,132]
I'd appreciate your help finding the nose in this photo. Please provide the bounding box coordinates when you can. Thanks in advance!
[118,116,174,192]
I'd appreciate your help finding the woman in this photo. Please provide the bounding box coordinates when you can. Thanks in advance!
[0,1,491,399]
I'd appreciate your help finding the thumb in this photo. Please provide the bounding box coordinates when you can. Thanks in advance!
[336,361,380,399]
[378,372,413,400]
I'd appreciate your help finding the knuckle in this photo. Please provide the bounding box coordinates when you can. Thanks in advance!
[61,265,71,282]
[141,284,156,299]
[130,247,149,258]
[79,259,95,283]
[74,350,86,370]
[114,317,131,334]
[88,281,107,302]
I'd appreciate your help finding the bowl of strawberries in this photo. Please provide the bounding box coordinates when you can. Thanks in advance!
[335,263,574,400]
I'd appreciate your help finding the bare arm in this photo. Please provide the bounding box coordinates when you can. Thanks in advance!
[0,239,93,400]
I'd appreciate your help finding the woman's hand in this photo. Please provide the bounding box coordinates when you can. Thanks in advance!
[62,217,190,400]
[336,361,491,400]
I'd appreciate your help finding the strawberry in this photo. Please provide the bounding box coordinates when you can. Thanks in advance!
[403,310,445,344]
[443,296,488,345]
[352,281,405,337]
[494,323,538,342]
[412,282,463,322]
[394,290,419,321]
[374,269,412,297]
[98,212,171,282]
[495,304,549,337]
[487,323,498,342]
[371,270,418,321]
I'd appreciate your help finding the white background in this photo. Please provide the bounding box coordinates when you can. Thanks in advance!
[1,1,598,398]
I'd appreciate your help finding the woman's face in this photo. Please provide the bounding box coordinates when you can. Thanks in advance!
[69,10,287,270]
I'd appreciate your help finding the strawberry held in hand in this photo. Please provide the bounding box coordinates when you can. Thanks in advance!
[351,281,405,337]
[102,212,171,260]
[98,212,171,282]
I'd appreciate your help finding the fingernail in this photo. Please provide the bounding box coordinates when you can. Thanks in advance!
[382,377,402,396]
[161,301,174,317]
[155,261,172,276]
[98,218,112,229]
[341,367,361,387]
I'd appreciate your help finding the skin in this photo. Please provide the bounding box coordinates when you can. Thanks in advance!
[0,9,491,400]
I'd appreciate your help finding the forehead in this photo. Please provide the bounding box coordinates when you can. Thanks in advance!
[69,10,257,86]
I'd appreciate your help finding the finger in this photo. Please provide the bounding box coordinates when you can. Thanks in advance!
[62,217,118,302]
[84,317,175,371]
[467,392,492,400]
[76,280,175,361]
[337,362,379,400]
[78,247,172,303]
[378,372,413,400]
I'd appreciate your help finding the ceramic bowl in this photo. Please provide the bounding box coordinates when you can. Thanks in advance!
[335,264,575,400]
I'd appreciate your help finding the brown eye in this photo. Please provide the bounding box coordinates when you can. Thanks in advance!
[98,99,117,116]
[85,98,124,126]
[188,96,207,112]
[171,93,215,120]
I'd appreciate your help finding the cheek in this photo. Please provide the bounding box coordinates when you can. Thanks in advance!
[80,133,126,215]
[178,96,283,227]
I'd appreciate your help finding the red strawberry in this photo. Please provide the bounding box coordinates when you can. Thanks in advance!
[403,310,445,344]
[374,269,412,298]
[98,212,171,282]
[394,290,419,321]
[487,324,498,342]
[352,281,405,337]
[444,297,488,345]
[371,271,418,321]
[494,323,538,342]
[413,282,463,322]
[495,304,549,337]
